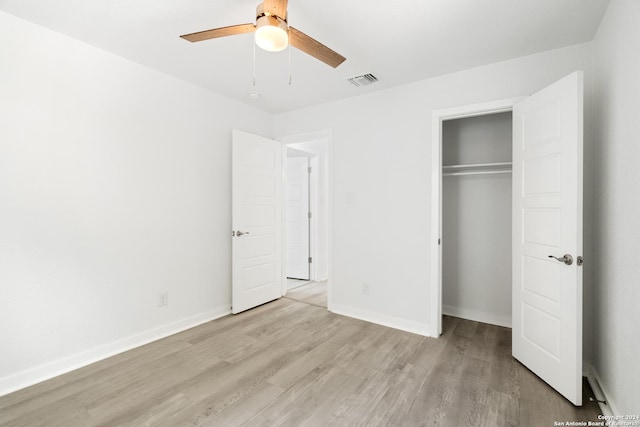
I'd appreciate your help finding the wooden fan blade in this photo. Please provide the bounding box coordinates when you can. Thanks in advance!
[288,27,346,68]
[180,23,255,42]
[264,0,288,20]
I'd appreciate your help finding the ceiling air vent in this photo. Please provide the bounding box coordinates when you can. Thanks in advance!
[347,73,379,87]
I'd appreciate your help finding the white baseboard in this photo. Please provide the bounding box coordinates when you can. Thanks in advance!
[584,362,619,416]
[443,305,512,328]
[330,303,432,337]
[0,305,231,397]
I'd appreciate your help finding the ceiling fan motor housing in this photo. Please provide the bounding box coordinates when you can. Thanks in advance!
[256,3,287,22]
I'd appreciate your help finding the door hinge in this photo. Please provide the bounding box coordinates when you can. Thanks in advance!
[308,212,312,219]
[438,238,441,245]
[308,166,312,173]
[308,257,312,264]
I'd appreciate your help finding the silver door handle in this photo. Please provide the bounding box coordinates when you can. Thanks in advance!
[548,254,573,265]
[236,230,250,237]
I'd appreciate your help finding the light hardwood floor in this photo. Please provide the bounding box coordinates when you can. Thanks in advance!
[1,296,601,426]
[285,281,327,308]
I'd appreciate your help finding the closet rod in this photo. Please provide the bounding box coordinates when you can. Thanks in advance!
[443,170,512,177]
[442,161,512,170]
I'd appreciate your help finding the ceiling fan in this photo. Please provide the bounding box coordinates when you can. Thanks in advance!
[180,0,346,68]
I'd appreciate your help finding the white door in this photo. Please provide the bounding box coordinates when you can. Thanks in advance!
[232,129,283,314]
[286,156,310,280]
[512,71,583,405]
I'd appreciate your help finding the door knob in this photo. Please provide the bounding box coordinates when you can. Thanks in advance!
[236,230,250,236]
[548,254,573,265]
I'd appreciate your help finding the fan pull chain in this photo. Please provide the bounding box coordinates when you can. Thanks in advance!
[252,40,256,86]
[288,40,292,85]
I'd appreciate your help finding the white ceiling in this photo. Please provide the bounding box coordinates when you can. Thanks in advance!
[1,0,610,113]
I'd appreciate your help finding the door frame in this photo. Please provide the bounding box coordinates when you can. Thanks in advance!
[429,97,524,337]
[307,155,320,280]
[277,129,333,309]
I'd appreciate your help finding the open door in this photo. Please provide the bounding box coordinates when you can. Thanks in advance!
[512,71,583,405]
[232,130,283,314]
[286,156,311,280]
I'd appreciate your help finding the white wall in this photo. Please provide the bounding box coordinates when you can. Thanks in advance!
[0,11,272,395]
[274,43,593,336]
[590,0,640,414]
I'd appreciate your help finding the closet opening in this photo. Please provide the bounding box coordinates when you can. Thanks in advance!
[441,112,513,329]
[429,97,524,337]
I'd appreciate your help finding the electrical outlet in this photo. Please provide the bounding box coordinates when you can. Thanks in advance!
[158,292,168,307]
[362,283,370,295]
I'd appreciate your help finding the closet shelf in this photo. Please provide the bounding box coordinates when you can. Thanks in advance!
[443,162,512,176]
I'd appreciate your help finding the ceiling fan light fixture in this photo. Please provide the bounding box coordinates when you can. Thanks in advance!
[180,0,346,68]
[255,15,288,52]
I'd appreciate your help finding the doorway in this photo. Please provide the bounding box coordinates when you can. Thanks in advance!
[279,130,332,310]
[430,98,522,336]
[441,111,513,328]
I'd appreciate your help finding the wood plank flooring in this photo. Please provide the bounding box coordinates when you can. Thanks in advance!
[285,281,327,308]
[0,296,601,426]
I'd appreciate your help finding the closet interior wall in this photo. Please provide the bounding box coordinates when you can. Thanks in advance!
[442,112,513,327]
